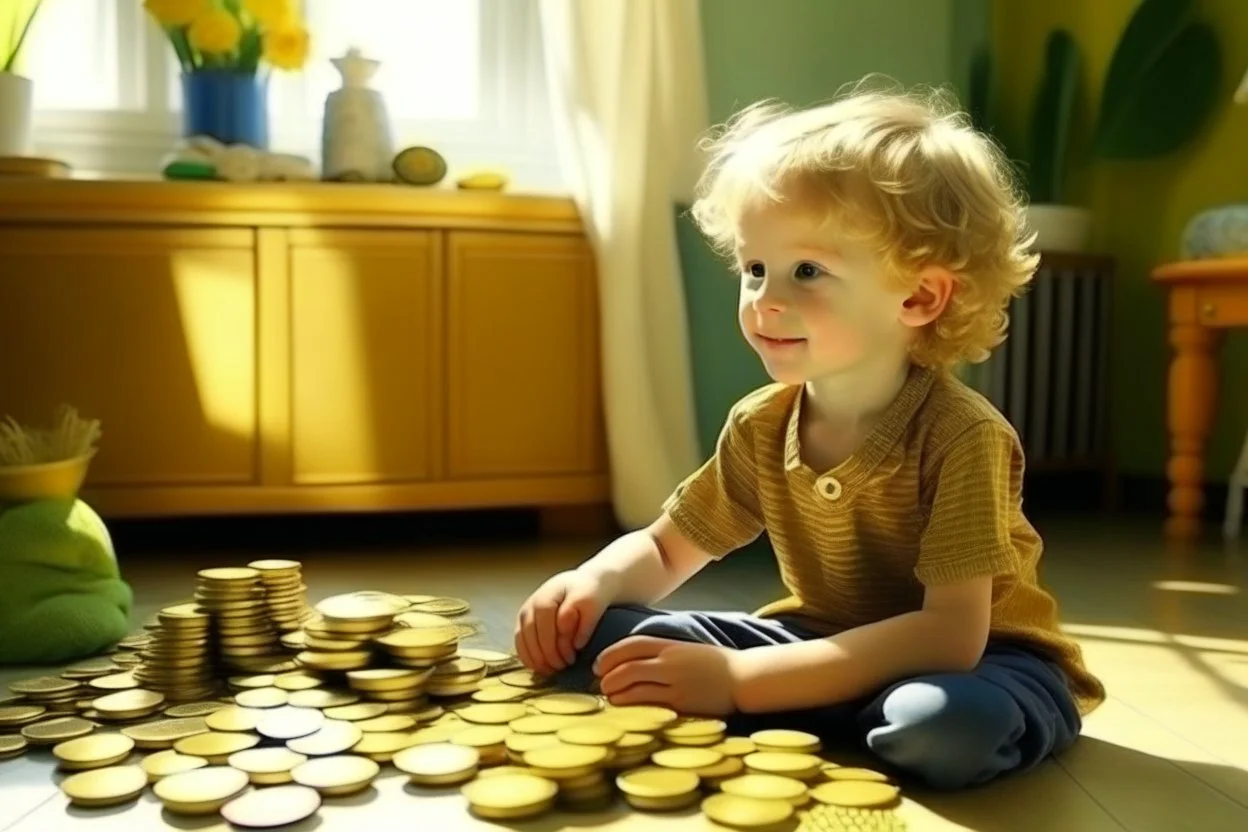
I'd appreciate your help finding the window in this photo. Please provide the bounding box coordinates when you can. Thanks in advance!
[23,0,561,191]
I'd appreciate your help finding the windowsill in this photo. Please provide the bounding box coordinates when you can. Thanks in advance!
[0,178,581,233]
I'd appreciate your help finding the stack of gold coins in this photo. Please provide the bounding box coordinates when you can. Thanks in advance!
[743,750,825,782]
[196,568,287,673]
[394,742,480,786]
[345,668,430,713]
[616,766,702,811]
[375,626,459,669]
[248,559,313,633]
[20,715,96,746]
[720,773,811,807]
[0,735,29,760]
[461,772,559,821]
[0,701,51,736]
[296,592,407,673]
[133,603,218,702]
[8,676,84,715]
[89,689,166,725]
[427,657,488,698]
[52,733,136,771]
[662,717,727,747]
[449,724,511,767]
[121,716,212,751]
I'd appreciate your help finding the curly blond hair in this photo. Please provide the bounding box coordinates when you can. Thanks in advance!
[689,80,1038,368]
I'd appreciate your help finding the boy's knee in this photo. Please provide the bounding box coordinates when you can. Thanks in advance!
[865,676,1025,790]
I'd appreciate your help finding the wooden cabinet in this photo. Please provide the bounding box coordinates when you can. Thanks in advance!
[0,181,608,519]
[446,231,602,479]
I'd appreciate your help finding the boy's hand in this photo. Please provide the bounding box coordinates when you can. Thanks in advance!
[593,636,739,717]
[514,570,613,676]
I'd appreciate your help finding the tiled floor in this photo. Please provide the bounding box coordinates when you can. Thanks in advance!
[2,511,1247,831]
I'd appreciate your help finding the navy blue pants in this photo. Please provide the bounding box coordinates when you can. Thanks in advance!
[555,604,1082,790]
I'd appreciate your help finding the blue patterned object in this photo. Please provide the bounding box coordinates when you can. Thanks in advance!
[182,71,269,149]
[1182,204,1248,258]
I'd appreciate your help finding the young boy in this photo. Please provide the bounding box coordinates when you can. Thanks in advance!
[513,85,1105,791]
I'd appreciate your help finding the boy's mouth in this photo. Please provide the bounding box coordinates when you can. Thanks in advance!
[757,334,805,346]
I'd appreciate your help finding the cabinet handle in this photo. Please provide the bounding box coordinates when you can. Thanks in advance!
[1203,302,1217,320]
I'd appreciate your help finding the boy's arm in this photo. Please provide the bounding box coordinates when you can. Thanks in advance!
[578,513,716,606]
[731,419,1018,713]
[731,576,992,712]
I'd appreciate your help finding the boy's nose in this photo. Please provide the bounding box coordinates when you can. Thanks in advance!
[751,279,789,312]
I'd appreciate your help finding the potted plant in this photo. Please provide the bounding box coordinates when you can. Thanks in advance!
[0,0,43,157]
[143,0,311,149]
[970,0,1221,253]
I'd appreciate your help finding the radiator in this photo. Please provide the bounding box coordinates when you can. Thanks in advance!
[963,254,1115,469]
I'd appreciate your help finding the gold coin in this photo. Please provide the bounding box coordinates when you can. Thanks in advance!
[88,672,139,691]
[273,671,323,692]
[462,773,558,819]
[92,688,164,716]
[509,714,578,734]
[22,716,95,744]
[60,765,147,807]
[721,773,810,805]
[498,670,543,689]
[822,766,892,783]
[393,742,480,784]
[291,754,380,797]
[431,657,486,677]
[0,735,29,758]
[288,689,361,709]
[599,705,679,732]
[616,765,700,798]
[316,591,408,621]
[322,702,387,722]
[140,749,208,781]
[743,751,823,780]
[458,703,527,725]
[154,765,250,814]
[355,714,416,733]
[9,676,79,696]
[234,687,289,708]
[355,686,424,703]
[174,731,261,762]
[664,718,727,739]
[197,567,260,582]
[452,724,510,749]
[228,674,277,690]
[652,747,725,771]
[221,783,321,828]
[530,692,602,715]
[505,732,561,755]
[457,647,512,665]
[52,733,135,770]
[206,705,265,733]
[296,650,373,671]
[556,722,625,747]
[305,635,369,652]
[281,632,308,650]
[258,705,325,740]
[0,704,46,726]
[751,728,822,754]
[351,731,413,761]
[375,627,457,650]
[713,737,758,757]
[809,780,901,808]
[470,685,529,703]
[249,559,301,572]
[402,594,438,605]
[62,657,122,677]
[227,747,308,785]
[393,611,456,629]
[617,732,659,750]
[699,754,746,785]
[523,743,610,777]
[286,719,363,756]
[406,722,464,747]
[346,668,427,692]
[407,596,471,616]
[702,792,794,827]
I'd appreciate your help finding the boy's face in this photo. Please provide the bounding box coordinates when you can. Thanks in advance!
[734,200,912,386]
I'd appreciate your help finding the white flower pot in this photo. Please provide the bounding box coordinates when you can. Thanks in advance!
[1025,204,1094,254]
[0,72,33,156]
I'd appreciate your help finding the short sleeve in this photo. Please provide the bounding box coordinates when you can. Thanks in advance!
[662,401,765,559]
[915,420,1022,585]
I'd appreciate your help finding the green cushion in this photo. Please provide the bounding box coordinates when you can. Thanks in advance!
[0,499,133,665]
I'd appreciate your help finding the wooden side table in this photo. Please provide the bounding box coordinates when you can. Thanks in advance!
[1152,258,1248,539]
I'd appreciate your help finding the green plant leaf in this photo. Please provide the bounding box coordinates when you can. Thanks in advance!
[2,0,44,73]
[1027,29,1080,203]
[239,27,262,73]
[1098,0,1193,129]
[1095,21,1221,158]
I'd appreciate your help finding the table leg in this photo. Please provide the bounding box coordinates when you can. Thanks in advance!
[1165,321,1217,539]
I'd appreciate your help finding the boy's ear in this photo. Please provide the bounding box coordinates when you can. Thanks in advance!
[899,266,955,328]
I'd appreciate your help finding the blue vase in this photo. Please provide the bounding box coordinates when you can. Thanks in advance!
[182,71,269,149]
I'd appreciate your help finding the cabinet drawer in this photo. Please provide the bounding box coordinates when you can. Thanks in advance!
[1196,285,1248,327]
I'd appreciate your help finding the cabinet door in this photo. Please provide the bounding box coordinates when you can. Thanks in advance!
[446,231,601,479]
[0,228,257,485]
[289,230,440,484]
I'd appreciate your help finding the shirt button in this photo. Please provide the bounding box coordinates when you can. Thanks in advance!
[816,475,842,501]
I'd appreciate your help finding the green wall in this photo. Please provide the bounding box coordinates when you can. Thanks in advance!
[681,0,979,454]
[991,0,1248,482]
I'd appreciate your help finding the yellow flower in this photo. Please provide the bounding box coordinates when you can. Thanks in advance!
[188,8,242,54]
[263,22,309,70]
[144,0,210,27]
[243,0,292,29]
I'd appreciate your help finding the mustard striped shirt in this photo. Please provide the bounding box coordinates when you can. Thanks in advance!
[663,364,1105,715]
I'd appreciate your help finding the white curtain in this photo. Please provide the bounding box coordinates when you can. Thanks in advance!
[539,0,708,529]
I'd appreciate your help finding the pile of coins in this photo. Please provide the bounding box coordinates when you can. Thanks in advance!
[0,564,907,830]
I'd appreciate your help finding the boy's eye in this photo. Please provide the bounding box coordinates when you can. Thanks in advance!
[794,262,822,280]
[747,262,765,278]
